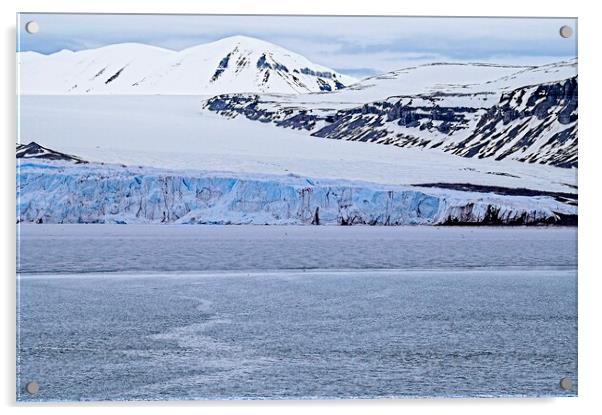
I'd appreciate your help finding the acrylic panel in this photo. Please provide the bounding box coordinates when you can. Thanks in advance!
[16,14,578,401]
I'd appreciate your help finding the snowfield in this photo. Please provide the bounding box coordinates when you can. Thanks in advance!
[230,59,577,110]
[18,95,576,194]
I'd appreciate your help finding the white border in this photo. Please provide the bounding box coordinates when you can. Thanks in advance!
[2,1,600,414]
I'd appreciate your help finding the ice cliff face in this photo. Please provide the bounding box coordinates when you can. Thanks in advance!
[17,161,576,226]
[204,75,577,168]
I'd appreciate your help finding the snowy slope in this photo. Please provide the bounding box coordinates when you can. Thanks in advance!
[240,60,577,110]
[18,95,577,194]
[206,60,577,168]
[17,159,576,226]
[18,36,357,95]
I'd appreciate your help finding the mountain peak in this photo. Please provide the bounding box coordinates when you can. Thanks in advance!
[19,35,358,95]
[16,142,87,163]
[213,34,272,45]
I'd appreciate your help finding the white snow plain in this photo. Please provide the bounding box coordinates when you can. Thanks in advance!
[18,95,576,193]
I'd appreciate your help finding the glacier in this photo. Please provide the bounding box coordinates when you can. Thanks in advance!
[17,160,576,226]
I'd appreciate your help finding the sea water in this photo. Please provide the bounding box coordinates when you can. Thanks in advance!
[16,225,577,400]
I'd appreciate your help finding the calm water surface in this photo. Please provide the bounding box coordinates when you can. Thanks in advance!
[17,225,577,273]
[17,225,577,400]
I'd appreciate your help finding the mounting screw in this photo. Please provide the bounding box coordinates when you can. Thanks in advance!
[25,381,39,395]
[559,377,573,391]
[559,25,573,39]
[25,21,39,34]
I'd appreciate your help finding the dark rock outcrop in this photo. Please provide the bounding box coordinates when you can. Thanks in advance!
[204,77,577,168]
[16,142,87,164]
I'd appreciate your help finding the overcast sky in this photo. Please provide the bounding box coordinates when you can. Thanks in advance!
[17,13,577,77]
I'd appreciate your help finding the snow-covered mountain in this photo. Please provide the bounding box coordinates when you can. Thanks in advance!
[16,41,578,226]
[18,36,577,168]
[18,35,357,95]
[205,59,578,168]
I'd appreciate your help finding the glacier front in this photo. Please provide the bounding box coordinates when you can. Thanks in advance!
[17,160,576,226]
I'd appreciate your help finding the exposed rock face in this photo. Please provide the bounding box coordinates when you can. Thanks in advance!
[16,142,87,164]
[204,77,577,168]
[450,77,577,167]
[17,161,576,226]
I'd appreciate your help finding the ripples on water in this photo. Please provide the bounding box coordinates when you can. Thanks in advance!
[17,225,577,400]
[17,225,577,273]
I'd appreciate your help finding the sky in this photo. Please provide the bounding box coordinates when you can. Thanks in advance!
[17,13,577,77]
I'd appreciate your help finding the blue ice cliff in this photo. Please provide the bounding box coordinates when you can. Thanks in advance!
[17,160,576,226]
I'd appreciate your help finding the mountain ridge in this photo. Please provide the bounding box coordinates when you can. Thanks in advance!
[204,61,578,168]
[18,35,357,95]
